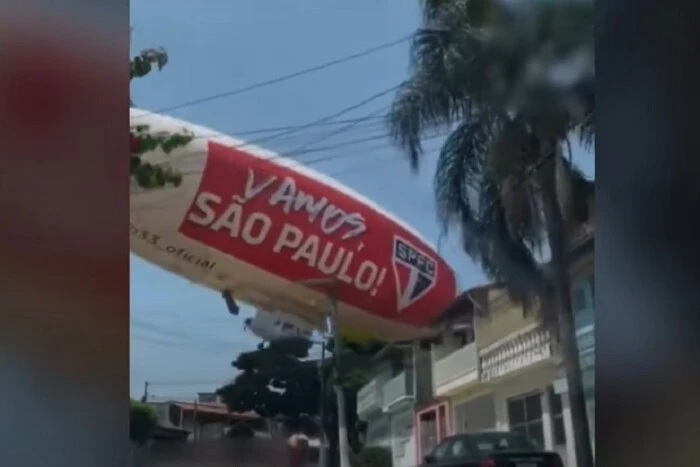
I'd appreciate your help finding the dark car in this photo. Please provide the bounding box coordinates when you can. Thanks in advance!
[421,431,564,467]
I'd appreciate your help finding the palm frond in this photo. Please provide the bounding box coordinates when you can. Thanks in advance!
[469,173,546,315]
[433,116,547,311]
[421,0,468,23]
[434,116,492,237]
[387,74,466,170]
[578,110,595,148]
[560,156,594,224]
[387,23,485,169]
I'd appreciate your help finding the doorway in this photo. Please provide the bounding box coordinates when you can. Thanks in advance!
[415,401,450,461]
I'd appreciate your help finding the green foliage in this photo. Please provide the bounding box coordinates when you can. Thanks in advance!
[129,46,191,189]
[130,48,169,81]
[226,421,255,438]
[351,446,392,467]
[217,337,383,466]
[327,338,384,391]
[130,400,157,446]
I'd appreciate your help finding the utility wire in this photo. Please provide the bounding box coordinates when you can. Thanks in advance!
[132,85,401,172]
[285,106,389,155]
[139,34,412,115]
[221,114,388,138]
[161,131,446,183]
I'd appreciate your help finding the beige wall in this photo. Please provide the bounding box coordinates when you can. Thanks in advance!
[475,289,537,349]
[474,244,593,350]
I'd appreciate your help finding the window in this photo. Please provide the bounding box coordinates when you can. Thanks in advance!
[572,276,594,330]
[572,277,594,311]
[469,432,536,454]
[507,392,544,448]
[548,386,566,446]
[452,325,474,348]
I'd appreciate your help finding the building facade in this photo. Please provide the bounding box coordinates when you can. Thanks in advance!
[357,343,434,467]
[475,288,565,462]
[552,229,595,463]
[425,232,594,467]
[359,226,594,467]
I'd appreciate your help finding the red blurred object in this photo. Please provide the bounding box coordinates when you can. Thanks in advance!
[0,11,130,467]
[480,459,496,467]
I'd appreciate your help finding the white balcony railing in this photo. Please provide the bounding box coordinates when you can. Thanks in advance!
[382,371,414,411]
[433,343,478,393]
[357,378,382,415]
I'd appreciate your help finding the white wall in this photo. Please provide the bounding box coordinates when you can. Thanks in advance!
[390,408,415,467]
[364,408,416,467]
[365,412,391,448]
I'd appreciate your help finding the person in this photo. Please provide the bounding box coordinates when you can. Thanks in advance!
[286,424,310,467]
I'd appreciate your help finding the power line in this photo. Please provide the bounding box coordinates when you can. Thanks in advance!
[220,114,388,138]
[156,130,446,184]
[132,84,400,174]
[223,85,398,151]
[285,106,389,155]
[138,34,412,115]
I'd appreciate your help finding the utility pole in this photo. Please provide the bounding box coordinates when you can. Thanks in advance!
[292,278,349,467]
[193,399,199,441]
[318,326,327,467]
[330,297,350,467]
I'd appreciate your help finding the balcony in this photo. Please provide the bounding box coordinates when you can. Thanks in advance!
[382,370,414,412]
[432,343,478,397]
[479,326,553,382]
[357,378,383,417]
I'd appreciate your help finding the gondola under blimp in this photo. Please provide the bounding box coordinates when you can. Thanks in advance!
[130,108,457,342]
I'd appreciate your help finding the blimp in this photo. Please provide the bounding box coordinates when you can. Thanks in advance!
[130,108,457,342]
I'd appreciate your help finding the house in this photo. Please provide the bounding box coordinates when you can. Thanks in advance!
[356,342,434,467]
[425,222,595,467]
[420,283,494,461]
[146,393,261,441]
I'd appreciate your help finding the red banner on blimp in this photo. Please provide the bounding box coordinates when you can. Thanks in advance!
[178,142,456,327]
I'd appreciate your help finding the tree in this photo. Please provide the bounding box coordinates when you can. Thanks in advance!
[387,1,594,467]
[130,399,157,446]
[217,337,383,467]
[130,46,193,189]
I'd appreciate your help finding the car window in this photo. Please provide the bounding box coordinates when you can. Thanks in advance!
[431,439,453,460]
[469,432,537,454]
[448,438,472,458]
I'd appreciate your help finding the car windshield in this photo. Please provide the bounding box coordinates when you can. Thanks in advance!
[469,433,537,453]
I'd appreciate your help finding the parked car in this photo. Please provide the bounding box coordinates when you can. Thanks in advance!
[421,431,564,467]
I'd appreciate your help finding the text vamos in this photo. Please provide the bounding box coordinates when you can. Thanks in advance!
[184,169,388,295]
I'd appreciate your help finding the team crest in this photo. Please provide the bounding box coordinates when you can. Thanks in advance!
[391,236,438,312]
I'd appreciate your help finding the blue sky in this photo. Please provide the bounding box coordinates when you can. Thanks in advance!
[129,0,594,400]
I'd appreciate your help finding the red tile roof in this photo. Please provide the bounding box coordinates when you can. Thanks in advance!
[173,402,259,419]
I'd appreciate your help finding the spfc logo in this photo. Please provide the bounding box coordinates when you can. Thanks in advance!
[391,236,437,312]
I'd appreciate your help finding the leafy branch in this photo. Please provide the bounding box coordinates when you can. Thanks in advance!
[130,46,192,189]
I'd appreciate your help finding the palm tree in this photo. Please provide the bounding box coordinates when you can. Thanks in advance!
[387,1,594,467]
